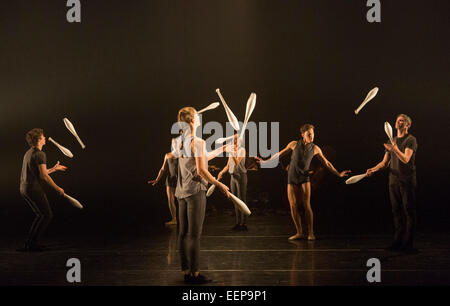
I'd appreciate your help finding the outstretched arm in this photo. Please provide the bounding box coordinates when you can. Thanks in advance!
[207,143,233,161]
[148,153,172,185]
[47,161,67,175]
[366,152,390,176]
[314,146,351,177]
[259,141,296,166]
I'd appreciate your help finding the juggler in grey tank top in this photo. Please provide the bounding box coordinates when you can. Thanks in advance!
[175,136,208,199]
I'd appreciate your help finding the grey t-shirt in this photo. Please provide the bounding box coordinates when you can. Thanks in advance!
[389,134,417,181]
[20,147,47,189]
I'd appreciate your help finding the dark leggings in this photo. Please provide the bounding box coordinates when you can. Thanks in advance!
[178,191,206,273]
[230,173,247,225]
[388,178,417,248]
[20,187,53,247]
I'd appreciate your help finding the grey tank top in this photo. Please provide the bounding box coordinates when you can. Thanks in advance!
[289,140,315,176]
[175,136,208,199]
[229,148,247,174]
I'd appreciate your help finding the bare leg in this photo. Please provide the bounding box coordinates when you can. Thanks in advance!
[166,186,177,225]
[287,184,304,240]
[301,182,315,240]
[297,187,307,237]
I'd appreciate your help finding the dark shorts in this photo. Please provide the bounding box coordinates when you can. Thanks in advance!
[165,175,177,188]
[287,168,310,185]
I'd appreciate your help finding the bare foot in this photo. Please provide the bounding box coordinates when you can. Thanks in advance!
[288,233,305,240]
[307,234,316,241]
[165,220,177,225]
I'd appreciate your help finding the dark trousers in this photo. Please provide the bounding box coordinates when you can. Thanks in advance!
[388,177,417,248]
[20,186,53,247]
[178,191,206,273]
[230,173,247,225]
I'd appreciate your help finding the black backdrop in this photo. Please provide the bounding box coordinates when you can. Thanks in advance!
[1,0,449,237]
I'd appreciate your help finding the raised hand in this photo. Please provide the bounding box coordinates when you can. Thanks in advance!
[53,161,67,172]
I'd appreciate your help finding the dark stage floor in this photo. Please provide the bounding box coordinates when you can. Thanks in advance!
[1,214,450,286]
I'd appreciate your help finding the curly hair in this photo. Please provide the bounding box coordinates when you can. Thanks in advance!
[25,128,44,147]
